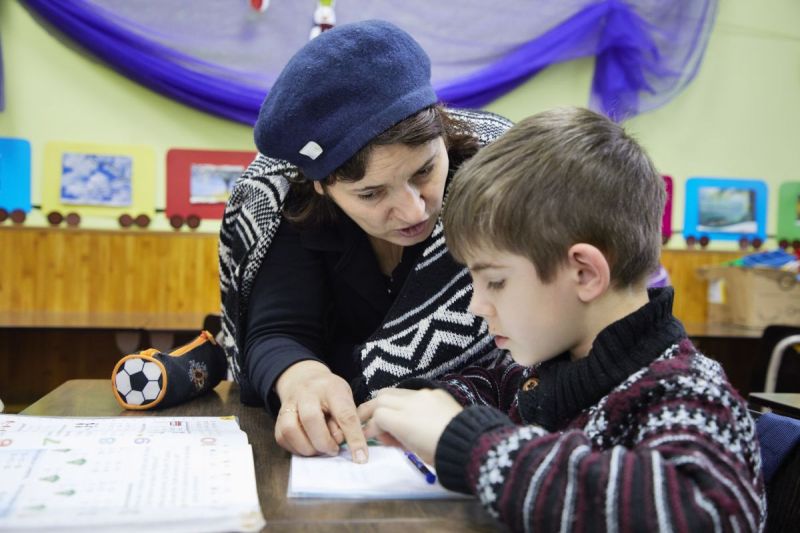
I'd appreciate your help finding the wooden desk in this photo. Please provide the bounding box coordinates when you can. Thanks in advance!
[749,393,800,418]
[22,380,498,532]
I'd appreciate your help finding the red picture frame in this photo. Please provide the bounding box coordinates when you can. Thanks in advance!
[166,148,256,222]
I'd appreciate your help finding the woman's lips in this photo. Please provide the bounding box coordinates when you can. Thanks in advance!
[494,335,508,348]
[397,219,429,238]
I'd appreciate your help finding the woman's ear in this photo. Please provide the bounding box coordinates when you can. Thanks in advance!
[566,243,610,303]
[313,181,325,196]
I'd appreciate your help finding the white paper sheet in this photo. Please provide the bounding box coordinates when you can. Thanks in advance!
[288,445,469,500]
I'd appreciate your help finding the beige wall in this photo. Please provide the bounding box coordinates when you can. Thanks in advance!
[1,0,798,245]
[486,1,800,249]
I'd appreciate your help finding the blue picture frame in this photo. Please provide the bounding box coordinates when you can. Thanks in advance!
[683,177,768,242]
[0,137,31,213]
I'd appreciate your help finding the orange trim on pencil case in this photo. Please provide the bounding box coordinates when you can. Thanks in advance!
[111,352,168,410]
[168,330,216,357]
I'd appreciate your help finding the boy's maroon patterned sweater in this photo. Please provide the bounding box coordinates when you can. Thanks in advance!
[405,288,766,532]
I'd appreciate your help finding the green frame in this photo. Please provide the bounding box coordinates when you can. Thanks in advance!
[776,182,800,243]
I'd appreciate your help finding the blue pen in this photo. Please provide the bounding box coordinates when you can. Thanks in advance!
[405,451,436,484]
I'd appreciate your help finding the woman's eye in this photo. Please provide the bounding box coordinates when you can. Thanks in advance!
[358,190,382,201]
[487,280,506,291]
[415,165,433,178]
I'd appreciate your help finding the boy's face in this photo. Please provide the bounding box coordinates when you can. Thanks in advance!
[466,249,585,366]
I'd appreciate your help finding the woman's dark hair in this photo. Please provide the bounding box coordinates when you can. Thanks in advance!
[283,105,479,228]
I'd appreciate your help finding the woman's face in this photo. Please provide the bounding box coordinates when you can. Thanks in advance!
[316,137,449,247]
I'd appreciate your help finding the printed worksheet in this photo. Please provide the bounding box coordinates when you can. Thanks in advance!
[0,415,248,449]
[0,415,264,532]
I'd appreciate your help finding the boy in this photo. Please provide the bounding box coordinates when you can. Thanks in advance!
[358,107,765,532]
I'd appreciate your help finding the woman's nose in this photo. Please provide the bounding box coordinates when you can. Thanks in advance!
[392,185,426,222]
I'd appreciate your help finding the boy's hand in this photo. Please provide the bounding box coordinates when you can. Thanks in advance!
[357,388,463,464]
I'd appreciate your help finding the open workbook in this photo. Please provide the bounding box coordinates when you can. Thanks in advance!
[0,415,265,532]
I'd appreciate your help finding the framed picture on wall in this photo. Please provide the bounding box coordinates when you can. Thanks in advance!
[776,181,800,245]
[0,137,31,218]
[60,153,133,207]
[165,149,256,229]
[41,141,156,221]
[683,177,768,243]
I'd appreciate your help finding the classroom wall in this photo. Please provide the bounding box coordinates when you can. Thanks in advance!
[1,0,799,243]
[487,1,800,249]
[0,0,253,231]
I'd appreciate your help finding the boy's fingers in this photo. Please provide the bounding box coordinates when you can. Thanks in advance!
[376,432,403,449]
[362,417,385,440]
[356,399,377,423]
[374,387,413,399]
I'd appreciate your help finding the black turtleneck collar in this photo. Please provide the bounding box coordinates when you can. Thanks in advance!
[517,287,686,431]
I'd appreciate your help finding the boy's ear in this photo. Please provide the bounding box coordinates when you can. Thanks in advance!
[566,243,610,303]
[313,181,325,196]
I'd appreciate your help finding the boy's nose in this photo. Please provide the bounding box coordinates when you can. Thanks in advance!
[468,291,491,318]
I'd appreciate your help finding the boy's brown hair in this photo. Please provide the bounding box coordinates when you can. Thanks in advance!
[443,106,665,287]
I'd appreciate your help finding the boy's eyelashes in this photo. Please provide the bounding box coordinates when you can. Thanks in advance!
[487,280,506,291]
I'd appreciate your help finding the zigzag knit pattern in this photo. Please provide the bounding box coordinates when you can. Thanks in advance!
[218,109,513,403]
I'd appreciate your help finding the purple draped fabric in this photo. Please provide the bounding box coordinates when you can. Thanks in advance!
[21,0,717,125]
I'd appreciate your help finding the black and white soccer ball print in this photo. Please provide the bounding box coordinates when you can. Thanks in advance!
[114,358,163,406]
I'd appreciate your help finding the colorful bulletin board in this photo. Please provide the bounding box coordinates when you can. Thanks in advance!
[165,149,256,221]
[776,181,800,244]
[683,177,768,243]
[41,141,156,219]
[662,175,672,243]
[0,137,31,213]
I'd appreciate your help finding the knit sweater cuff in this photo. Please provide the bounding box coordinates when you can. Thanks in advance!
[435,405,515,494]
[397,377,446,391]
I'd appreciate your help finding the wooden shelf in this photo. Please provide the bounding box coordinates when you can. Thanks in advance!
[0,310,208,330]
[661,249,744,326]
[0,226,220,319]
[684,321,763,339]
[0,227,749,332]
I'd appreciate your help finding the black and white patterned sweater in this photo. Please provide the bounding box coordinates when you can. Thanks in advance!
[218,108,513,404]
[424,288,766,532]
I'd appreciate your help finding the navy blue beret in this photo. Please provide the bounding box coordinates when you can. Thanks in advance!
[253,20,438,181]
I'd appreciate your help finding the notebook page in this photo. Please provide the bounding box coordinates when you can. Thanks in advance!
[288,445,469,499]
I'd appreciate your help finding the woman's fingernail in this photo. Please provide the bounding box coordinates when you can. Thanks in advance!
[354,449,367,464]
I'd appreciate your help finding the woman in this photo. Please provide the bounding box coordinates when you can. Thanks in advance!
[219,20,512,463]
